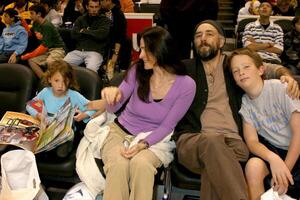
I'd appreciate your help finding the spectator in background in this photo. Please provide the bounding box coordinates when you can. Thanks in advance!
[4,0,34,24]
[120,0,134,13]
[63,0,110,72]
[0,3,6,34]
[238,0,261,15]
[40,0,63,27]
[242,2,284,64]
[283,16,300,74]
[0,8,28,63]
[160,0,219,59]
[21,4,65,78]
[273,0,295,16]
[100,0,128,78]
[62,0,86,25]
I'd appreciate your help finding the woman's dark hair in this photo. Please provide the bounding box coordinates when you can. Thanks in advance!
[132,26,186,102]
[292,16,300,28]
[3,8,19,23]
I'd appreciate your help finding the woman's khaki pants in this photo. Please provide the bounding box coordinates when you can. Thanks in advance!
[101,123,162,200]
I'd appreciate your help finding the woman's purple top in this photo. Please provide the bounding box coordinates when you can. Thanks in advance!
[106,66,196,146]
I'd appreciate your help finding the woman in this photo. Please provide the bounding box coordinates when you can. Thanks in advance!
[0,8,28,63]
[88,26,196,200]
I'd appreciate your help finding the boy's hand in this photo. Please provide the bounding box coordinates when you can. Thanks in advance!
[272,180,288,195]
[8,53,17,63]
[269,154,294,190]
[280,75,300,99]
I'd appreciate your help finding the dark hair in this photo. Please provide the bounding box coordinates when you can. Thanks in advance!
[292,16,300,27]
[29,4,47,18]
[40,0,55,8]
[132,26,186,102]
[42,60,79,90]
[87,0,100,5]
[3,8,19,23]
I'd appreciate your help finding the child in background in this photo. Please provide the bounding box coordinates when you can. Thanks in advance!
[0,8,28,63]
[229,48,300,199]
[26,60,95,157]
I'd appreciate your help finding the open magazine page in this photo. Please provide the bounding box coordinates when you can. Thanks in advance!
[0,112,40,151]
[36,107,76,153]
[36,98,75,152]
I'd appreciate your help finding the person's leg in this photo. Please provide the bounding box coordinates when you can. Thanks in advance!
[63,50,84,66]
[176,132,249,200]
[28,58,46,78]
[84,51,103,72]
[101,123,130,200]
[46,48,66,64]
[245,157,269,200]
[129,149,162,200]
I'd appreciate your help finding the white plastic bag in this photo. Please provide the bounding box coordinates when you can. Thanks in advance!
[63,182,94,200]
[0,149,48,200]
[261,188,296,200]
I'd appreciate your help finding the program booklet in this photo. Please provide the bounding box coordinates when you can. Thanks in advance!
[0,98,75,153]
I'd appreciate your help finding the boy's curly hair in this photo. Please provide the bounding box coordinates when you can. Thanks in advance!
[42,60,80,91]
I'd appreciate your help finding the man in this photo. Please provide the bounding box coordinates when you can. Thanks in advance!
[273,0,295,16]
[21,4,65,78]
[242,2,284,64]
[64,0,111,73]
[160,0,218,60]
[173,20,299,200]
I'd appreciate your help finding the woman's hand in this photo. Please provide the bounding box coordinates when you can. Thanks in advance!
[280,75,300,99]
[269,154,294,193]
[101,87,122,106]
[120,143,147,159]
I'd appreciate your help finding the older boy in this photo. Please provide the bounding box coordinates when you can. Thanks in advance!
[21,4,65,78]
[229,48,300,199]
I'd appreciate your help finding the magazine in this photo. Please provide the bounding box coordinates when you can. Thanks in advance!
[0,98,75,153]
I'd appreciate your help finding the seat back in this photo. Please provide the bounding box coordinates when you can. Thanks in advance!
[0,64,37,118]
[235,18,257,48]
[274,19,293,34]
[36,66,102,187]
[73,65,102,100]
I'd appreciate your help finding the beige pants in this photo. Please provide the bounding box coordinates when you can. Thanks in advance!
[101,123,162,200]
[29,48,65,66]
[177,132,249,200]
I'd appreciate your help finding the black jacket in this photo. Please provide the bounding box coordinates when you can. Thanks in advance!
[173,56,244,141]
[71,14,111,55]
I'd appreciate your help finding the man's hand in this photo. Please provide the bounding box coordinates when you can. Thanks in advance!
[280,75,300,99]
